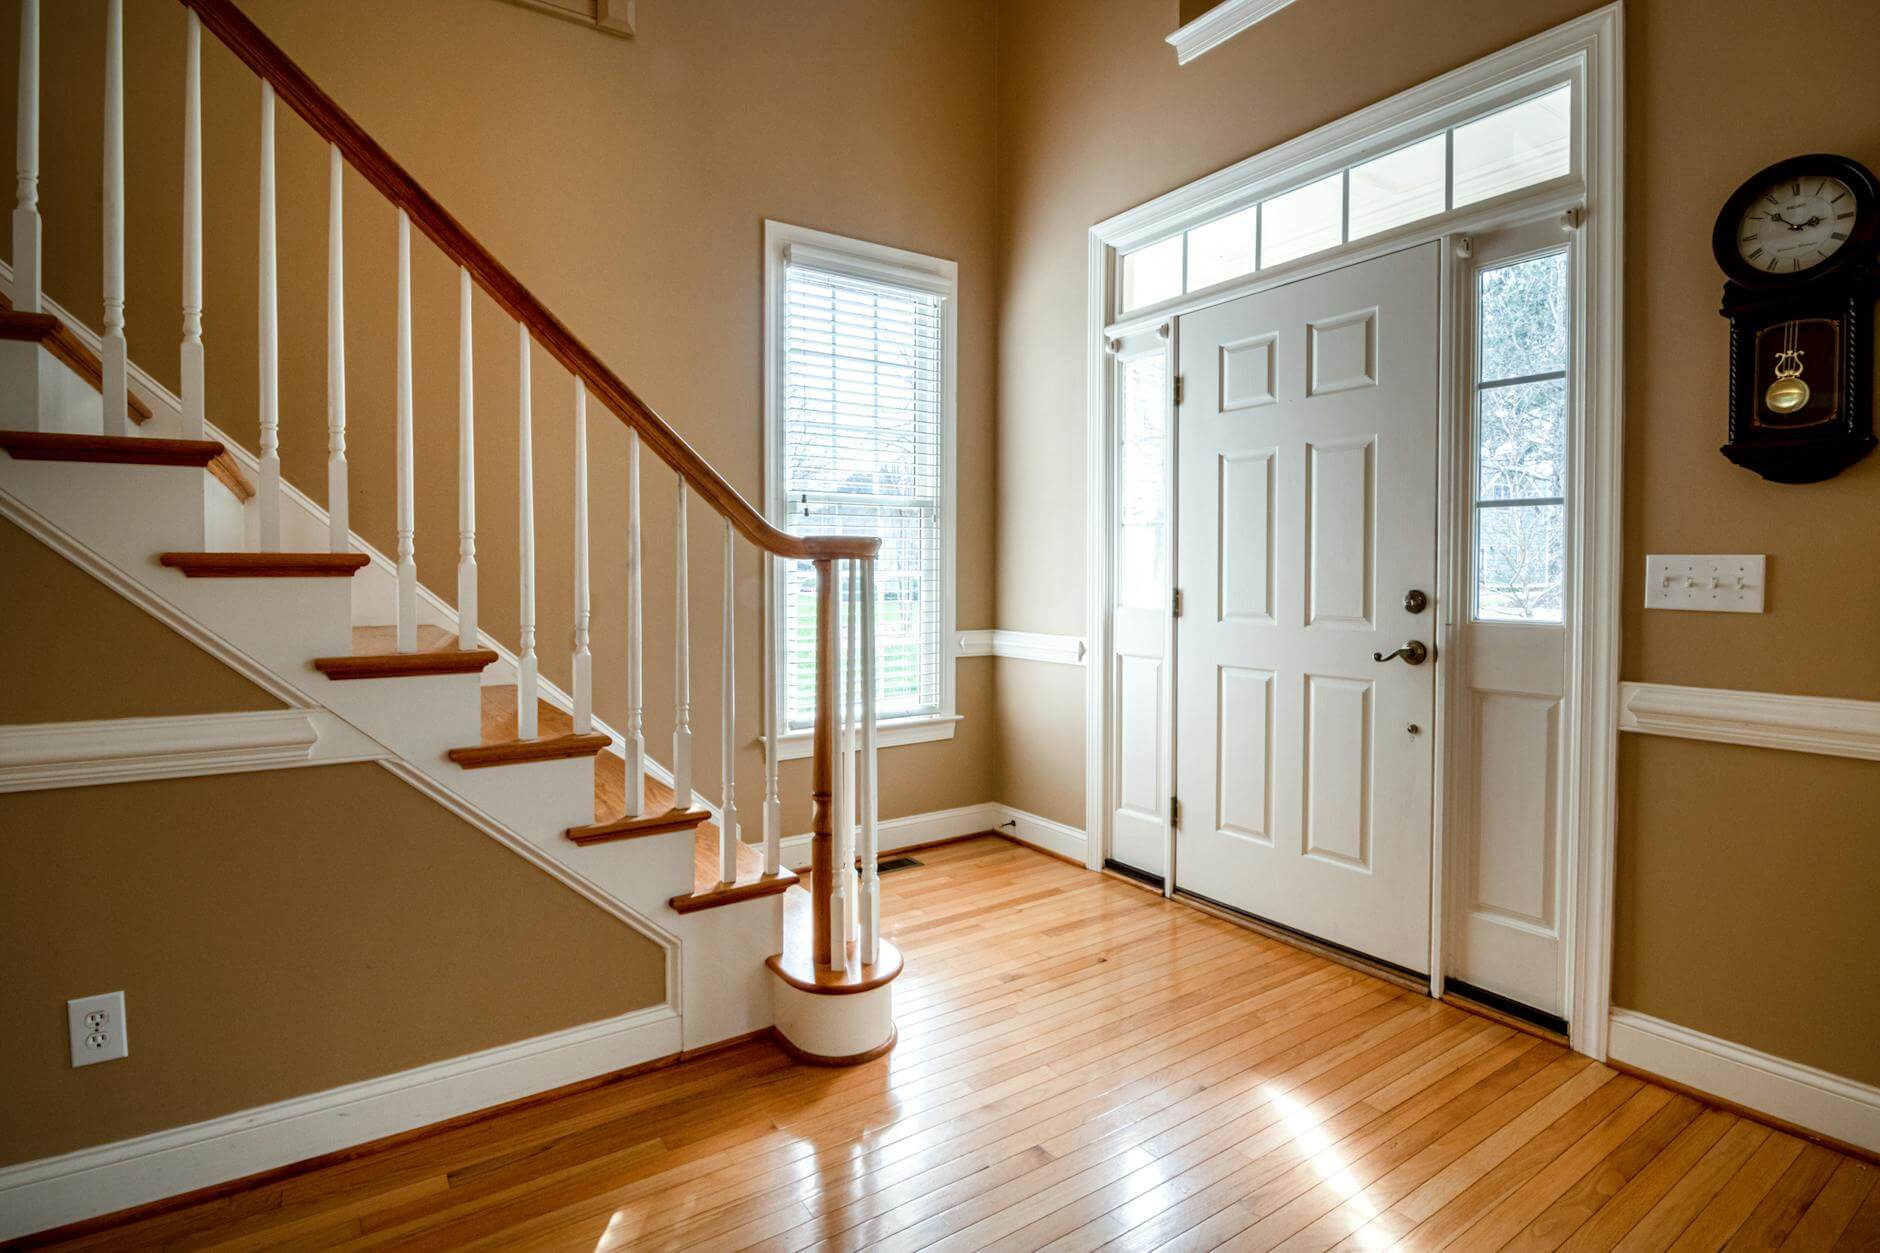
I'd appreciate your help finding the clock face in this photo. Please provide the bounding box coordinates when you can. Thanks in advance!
[1736,175,1858,275]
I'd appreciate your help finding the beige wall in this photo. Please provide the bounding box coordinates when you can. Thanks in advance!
[0,519,281,722]
[0,762,667,1166]
[995,0,1880,1076]
[6,0,1002,835]
[0,523,666,1165]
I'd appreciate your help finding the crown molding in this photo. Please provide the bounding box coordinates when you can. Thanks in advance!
[1166,0,1302,65]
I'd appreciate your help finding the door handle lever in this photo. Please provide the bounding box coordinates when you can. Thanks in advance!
[1373,640,1430,666]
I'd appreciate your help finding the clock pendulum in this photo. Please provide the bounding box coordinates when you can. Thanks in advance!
[1765,319,1810,414]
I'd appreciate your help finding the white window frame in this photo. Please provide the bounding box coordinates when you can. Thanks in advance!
[1085,4,1622,1060]
[762,220,960,761]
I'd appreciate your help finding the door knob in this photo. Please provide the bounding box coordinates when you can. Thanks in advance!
[1373,640,1430,665]
[1403,589,1428,613]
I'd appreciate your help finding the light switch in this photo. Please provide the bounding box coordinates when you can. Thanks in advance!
[1644,554,1765,613]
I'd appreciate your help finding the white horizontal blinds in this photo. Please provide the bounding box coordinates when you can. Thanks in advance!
[782,262,943,730]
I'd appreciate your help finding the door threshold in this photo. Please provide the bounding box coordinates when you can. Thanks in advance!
[1171,889,1428,994]
[1441,979,1569,1042]
[1102,859,1165,891]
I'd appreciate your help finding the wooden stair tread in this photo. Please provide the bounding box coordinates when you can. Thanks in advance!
[765,883,903,993]
[666,834,803,914]
[0,430,223,467]
[0,303,251,501]
[565,752,711,844]
[158,551,370,578]
[446,685,611,769]
[314,624,499,680]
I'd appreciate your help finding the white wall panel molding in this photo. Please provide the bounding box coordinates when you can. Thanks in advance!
[1608,1009,1880,1155]
[1166,0,1303,65]
[957,629,1086,665]
[0,709,389,792]
[1618,681,1880,762]
[0,1004,678,1241]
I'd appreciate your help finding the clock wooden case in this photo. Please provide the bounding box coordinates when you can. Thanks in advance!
[1711,154,1879,484]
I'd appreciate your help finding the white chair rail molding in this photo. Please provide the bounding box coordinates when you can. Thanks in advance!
[1618,681,1880,762]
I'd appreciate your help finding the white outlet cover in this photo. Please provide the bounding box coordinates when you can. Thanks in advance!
[67,990,128,1067]
[1644,554,1766,613]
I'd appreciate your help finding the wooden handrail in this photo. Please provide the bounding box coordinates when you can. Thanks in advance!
[180,0,878,562]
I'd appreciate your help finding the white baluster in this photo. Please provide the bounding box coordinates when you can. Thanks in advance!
[671,480,692,805]
[456,268,477,646]
[257,82,279,551]
[517,323,538,738]
[326,146,348,551]
[624,430,645,816]
[845,557,862,943]
[571,380,592,735]
[394,209,416,650]
[178,10,203,440]
[100,0,126,435]
[829,560,853,968]
[719,520,739,884]
[860,557,880,964]
[762,550,781,877]
[12,0,39,316]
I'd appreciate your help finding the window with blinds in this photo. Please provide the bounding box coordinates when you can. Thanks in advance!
[779,261,947,731]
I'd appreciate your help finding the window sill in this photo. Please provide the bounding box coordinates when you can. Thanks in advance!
[768,714,961,762]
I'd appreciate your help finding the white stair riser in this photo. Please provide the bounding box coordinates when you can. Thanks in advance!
[309,671,482,761]
[1,456,207,554]
[0,341,100,434]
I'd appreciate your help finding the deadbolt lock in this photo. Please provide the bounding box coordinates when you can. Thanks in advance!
[1403,589,1429,614]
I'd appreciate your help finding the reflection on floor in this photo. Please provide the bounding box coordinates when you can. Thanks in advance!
[42,836,1880,1250]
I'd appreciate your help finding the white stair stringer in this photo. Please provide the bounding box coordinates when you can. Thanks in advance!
[1,336,783,1054]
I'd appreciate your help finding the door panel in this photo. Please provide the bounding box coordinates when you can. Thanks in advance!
[1447,220,1574,1019]
[1175,243,1440,972]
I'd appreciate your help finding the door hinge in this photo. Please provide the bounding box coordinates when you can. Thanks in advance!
[1173,375,1184,405]
[1170,796,1182,828]
[1172,587,1183,618]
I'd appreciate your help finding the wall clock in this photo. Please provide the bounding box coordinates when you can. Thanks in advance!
[1711,154,1879,483]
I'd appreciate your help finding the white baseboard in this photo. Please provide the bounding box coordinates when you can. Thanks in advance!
[0,1004,680,1242]
[994,803,1089,863]
[1607,1009,1880,1155]
[778,800,1088,868]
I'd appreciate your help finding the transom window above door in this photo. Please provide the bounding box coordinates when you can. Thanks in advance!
[1120,83,1573,314]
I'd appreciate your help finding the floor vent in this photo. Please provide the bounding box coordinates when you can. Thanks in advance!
[876,856,923,874]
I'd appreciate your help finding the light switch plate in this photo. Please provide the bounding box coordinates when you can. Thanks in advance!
[68,990,128,1067]
[1644,554,1765,613]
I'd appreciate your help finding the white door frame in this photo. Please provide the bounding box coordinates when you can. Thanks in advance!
[1083,4,1623,1058]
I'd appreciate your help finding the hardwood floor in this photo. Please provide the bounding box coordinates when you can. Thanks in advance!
[36,837,1878,1251]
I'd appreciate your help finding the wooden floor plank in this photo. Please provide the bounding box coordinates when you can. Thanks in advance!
[31,835,1874,1252]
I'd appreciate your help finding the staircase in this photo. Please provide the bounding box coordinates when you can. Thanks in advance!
[2,0,900,1067]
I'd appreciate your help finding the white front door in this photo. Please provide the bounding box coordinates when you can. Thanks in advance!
[1108,326,1174,880]
[1174,242,1440,973]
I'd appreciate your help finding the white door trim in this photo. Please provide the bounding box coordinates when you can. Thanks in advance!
[1085,3,1623,1058]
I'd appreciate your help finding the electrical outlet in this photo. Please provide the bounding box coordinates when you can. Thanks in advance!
[1644,554,1766,613]
[67,991,128,1067]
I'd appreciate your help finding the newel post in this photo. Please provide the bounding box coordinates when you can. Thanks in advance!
[810,557,837,969]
